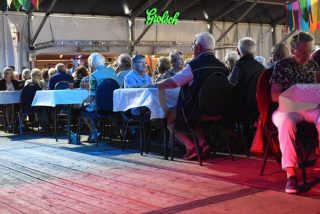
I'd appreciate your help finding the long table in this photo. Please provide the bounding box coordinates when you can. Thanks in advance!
[32,89,89,143]
[113,88,180,159]
[0,91,21,133]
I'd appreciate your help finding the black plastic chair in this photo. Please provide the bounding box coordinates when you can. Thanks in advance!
[53,81,70,141]
[171,71,233,166]
[78,78,120,145]
[18,83,42,134]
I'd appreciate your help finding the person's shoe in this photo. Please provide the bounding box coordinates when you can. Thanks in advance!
[88,129,101,143]
[183,147,198,160]
[285,176,298,194]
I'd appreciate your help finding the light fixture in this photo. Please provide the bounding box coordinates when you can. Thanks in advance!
[128,19,132,27]
[203,11,209,20]
[123,4,131,15]
[59,54,63,58]
[207,24,211,30]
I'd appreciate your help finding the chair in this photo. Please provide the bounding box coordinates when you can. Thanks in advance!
[236,70,262,157]
[78,78,120,144]
[255,69,318,184]
[53,81,70,141]
[171,71,233,166]
[121,107,151,156]
[18,83,42,134]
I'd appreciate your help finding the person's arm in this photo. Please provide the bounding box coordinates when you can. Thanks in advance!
[156,64,193,90]
[228,65,240,87]
[271,83,282,103]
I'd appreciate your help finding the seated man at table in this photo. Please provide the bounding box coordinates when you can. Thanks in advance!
[48,63,74,90]
[271,32,320,194]
[154,32,229,160]
[84,53,120,141]
[124,54,152,116]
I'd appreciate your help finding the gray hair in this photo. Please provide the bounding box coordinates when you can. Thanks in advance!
[225,50,240,62]
[194,32,215,50]
[55,63,66,72]
[22,69,31,80]
[117,53,131,69]
[3,67,13,78]
[48,68,56,77]
[88,53,105,68]
[238,37,256,56]
[290,32,314,49]
[31,68,41,79]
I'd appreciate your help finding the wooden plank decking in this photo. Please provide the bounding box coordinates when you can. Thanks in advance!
[0,132,319,213]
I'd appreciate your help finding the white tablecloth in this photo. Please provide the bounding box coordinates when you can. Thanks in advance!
[279,84,320,112]
[32,89,89,107]
[0,91,21,104]
[113,88,180,119]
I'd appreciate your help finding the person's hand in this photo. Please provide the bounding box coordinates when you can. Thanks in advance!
[143,84,158,88]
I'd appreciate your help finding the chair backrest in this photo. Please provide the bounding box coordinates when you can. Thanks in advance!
[21,83,42,113]
[54,81,70,90]
[245,70,262,116]
[96,78,120,112]
[199,72,230,117]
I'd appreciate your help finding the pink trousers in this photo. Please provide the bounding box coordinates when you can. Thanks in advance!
[272,107,320,169]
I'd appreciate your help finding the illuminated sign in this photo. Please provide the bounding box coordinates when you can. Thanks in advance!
[145,8,180,26]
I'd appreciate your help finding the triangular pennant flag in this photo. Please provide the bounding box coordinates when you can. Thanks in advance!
[7,0,13,8]
[31,0,39,10]
[299,0,310,22]
[292,0,301,30]
[310,0,317,32]
[13,0,21,10]
[287,2,294,31]
[18,0,31,11]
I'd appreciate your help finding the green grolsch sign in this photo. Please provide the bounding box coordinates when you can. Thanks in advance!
[145,8,180,25]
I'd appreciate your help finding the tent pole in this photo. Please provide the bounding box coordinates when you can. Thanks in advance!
[30,0,58,46]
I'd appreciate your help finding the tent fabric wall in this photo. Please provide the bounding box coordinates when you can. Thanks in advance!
[0,12,29,73]
[0,12,291,70]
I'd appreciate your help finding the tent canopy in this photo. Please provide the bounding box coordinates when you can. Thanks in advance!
[2,0,287,25]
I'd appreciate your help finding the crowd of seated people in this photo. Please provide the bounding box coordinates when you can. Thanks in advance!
[1,31,320,194]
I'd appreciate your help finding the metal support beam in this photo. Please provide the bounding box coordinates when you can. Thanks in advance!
[233,0,285,6]
[129,0,158,19]
[30,0,58,46]
[216,0,258,43]
[279,29,297,44]
[271,16,286,26]
[211,0,247,22]
[135,0,173,43]
[128,19,135,54]
[180,0,203,16]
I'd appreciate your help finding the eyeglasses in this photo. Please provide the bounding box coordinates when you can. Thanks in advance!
[135,61,146,65]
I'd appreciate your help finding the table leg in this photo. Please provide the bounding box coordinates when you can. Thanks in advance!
[163,119,168,160]
[67,105,71,144]
[12,104,15,134]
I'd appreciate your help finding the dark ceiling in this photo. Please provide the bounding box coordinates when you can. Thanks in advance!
[1,0,287,25]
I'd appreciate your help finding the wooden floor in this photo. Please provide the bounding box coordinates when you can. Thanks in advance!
[0,131,320,214]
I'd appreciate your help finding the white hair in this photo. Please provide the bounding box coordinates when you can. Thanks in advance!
[225,50,240,62]
[55,63,65,72]
[31,68,41,79]
[117,53,131,69]
[88,53,105,68]
[22,69,31,80]
[194,32,215,50]
[238,37,256,56]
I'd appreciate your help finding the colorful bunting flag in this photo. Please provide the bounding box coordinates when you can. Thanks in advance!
[31,0,39,10]
[309,0,317,32]
[7,0,13,8]
[13,0,21,10]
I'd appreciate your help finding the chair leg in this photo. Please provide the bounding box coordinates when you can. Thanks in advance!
[18,113,23,135]
[77,117,81,143]
[54,108,58,142]
[260,138,272,176]
[191,129,202,166]
[239,124,250,157]
[139,122,143,156]
[171,130,175,161]
[122,122,130,151]
[143,123,148,154]
[109,118,113,141]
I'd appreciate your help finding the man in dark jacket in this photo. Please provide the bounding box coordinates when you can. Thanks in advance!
[229,37,265,122]
[48,63,74,90]
[154,32,229,160]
